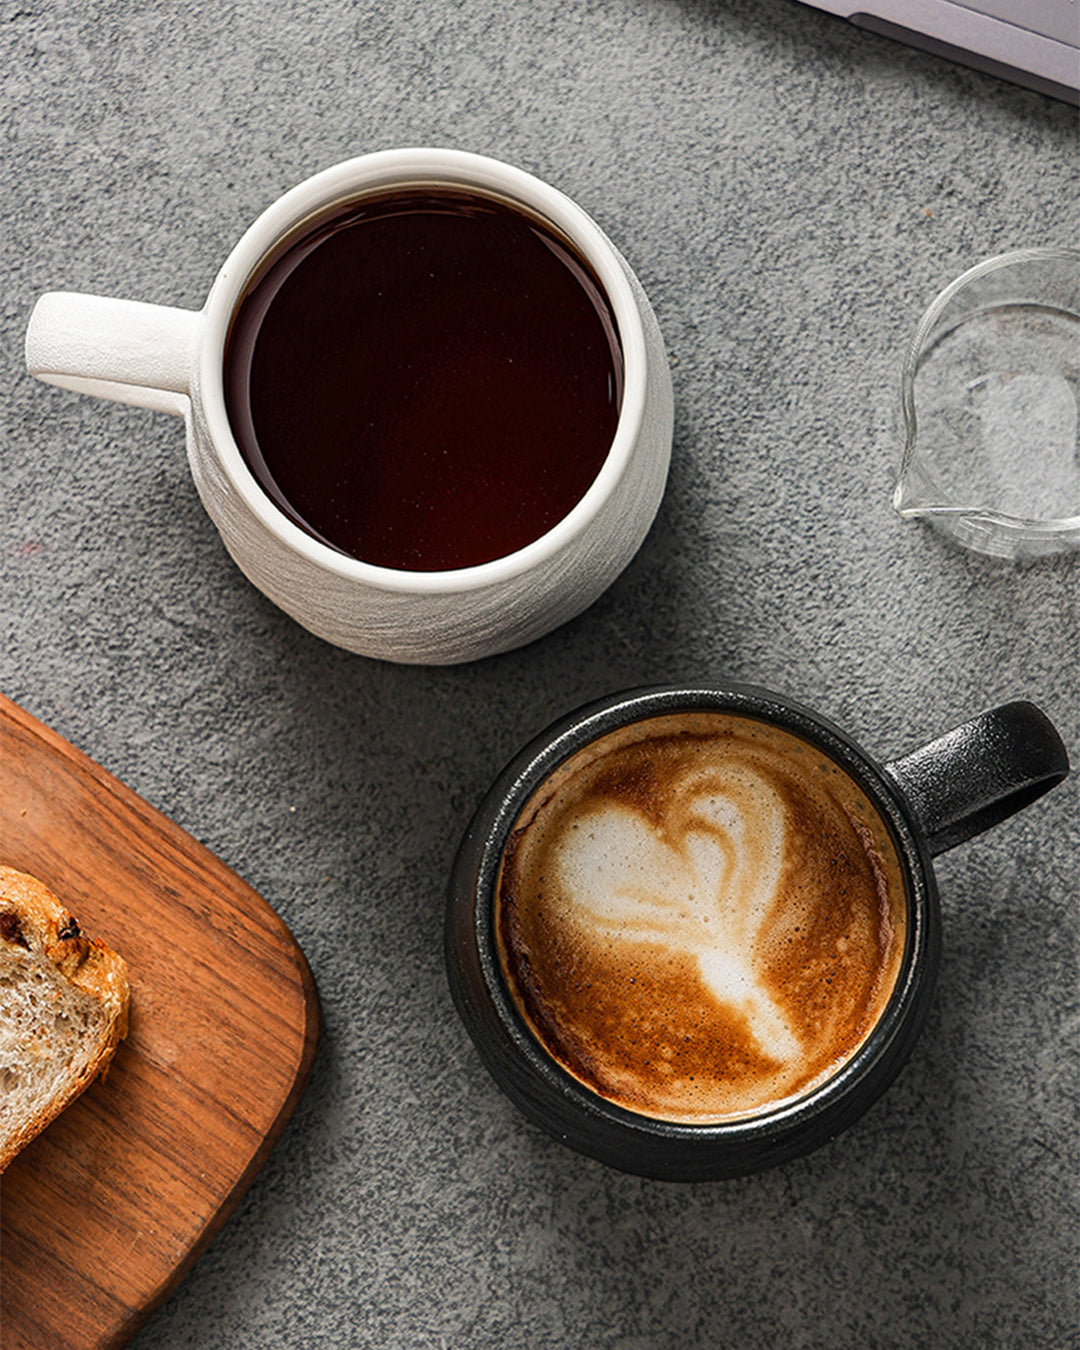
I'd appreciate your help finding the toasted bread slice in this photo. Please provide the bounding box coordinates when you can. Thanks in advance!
[0,866,130,1172]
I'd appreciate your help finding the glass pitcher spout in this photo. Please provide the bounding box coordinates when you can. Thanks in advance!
[893,462,979,519]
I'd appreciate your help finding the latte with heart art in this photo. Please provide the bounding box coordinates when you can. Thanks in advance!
[495,712,908,1123]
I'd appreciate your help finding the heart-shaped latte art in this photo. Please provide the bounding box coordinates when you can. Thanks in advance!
[553,764,802,1065]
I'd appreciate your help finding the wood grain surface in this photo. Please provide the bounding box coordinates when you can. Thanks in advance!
[0,694,321,1350]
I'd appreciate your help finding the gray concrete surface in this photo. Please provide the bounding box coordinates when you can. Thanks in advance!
[2,1,1077,1347]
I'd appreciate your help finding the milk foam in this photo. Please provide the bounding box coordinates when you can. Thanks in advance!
[553,768,802,1066]
[496,712,908,1124]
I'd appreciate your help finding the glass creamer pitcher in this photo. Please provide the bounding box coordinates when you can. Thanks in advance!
[893,247,1080,560]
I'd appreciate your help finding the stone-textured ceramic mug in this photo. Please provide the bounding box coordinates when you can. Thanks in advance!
[25,149,673,664]
[445,684,1069,1181]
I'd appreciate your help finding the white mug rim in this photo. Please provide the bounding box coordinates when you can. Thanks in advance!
[198,148,650,596]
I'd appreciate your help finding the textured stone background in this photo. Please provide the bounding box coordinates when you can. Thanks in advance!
[2,1,1077,1347]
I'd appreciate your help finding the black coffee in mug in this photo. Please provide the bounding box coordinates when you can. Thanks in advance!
[223,186,624,571]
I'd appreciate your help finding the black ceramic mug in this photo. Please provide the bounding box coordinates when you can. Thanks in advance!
[445,685,1069,1181]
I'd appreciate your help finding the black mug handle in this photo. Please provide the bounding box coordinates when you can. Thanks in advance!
[884,702,1069,858]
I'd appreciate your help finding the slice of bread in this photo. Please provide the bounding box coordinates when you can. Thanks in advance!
[0,866,130,1172]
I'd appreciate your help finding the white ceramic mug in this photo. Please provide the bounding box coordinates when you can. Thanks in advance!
[25,149,674,665]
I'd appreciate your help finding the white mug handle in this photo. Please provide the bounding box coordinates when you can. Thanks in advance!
[25,292,202,418]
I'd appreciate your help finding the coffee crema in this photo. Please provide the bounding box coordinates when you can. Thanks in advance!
[224,186,623,572]
[495,713,908,1124]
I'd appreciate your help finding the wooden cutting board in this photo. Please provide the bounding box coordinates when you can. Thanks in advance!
[0,694,321,1350]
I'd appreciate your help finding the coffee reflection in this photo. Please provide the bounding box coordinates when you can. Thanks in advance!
[495,713,908,1123]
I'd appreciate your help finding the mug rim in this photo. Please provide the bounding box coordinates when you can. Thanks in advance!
[452,683,938,1168]
[197,148,650,595]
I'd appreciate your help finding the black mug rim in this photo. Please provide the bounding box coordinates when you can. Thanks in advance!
[451,682,940,1168]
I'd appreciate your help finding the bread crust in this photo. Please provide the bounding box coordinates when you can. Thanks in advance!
[0,866,130,1171]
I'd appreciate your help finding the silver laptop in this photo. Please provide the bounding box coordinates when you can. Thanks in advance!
[799,0,1079,103]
